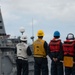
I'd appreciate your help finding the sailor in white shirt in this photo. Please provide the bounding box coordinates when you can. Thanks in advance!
[16,35,32,75]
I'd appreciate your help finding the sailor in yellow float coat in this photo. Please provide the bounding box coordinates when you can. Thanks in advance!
[33,30,49,75]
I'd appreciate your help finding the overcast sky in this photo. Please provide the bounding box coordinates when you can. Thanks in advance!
[0,0,75,43]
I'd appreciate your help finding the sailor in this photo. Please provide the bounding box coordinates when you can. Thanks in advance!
[15,35,32,75]
[33,30,49,75]
[49,31,64,75]
[63,33,75,75]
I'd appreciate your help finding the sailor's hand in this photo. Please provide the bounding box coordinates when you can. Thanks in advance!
[53,58,58,62]
[60,60,63,63]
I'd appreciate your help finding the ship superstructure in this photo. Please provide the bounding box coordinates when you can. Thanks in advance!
[0,8,34,75]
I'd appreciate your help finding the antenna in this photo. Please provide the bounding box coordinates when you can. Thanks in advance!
[31,18,34,42]
[32,18,34,37]
[20,27,25,35]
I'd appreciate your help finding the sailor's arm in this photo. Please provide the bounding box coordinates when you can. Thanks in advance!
[27,46,32,56]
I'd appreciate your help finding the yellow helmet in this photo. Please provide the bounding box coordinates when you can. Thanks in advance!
[37,30,44,36]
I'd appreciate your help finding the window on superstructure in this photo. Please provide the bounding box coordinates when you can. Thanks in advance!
[2,40,4,44]
[0,26,2,29]
[0,21,2,23]
[15,41,19,43]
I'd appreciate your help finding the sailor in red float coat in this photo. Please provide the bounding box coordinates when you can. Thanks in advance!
[63,33,75,75]
[49,31,63,75]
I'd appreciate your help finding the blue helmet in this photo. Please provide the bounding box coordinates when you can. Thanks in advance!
[54,31,60,37]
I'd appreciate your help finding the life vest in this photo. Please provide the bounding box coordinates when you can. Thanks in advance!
[16,42,28,59]
[63,40,75,56]
[49,39,61,52]
[33,39,46,57]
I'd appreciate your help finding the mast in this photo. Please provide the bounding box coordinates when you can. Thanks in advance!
[31,18,34,42]
[0,8,6,36]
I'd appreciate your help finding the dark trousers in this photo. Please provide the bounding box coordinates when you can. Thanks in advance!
[34,57,48,75]
[65,65,75,75]
[16,59,28,75]
[51,61,63,75]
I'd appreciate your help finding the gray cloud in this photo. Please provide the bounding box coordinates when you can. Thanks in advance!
[1,0,75,22]
[1,0,75,43]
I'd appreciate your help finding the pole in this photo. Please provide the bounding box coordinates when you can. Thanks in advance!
[31,18,34,42]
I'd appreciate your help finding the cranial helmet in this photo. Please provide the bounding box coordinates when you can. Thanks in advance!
[66,33,74,40]
[37,30,44,36]
[20,35,27,41]
[54,31,60,37]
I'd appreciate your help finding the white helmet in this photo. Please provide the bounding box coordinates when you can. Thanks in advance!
[66,33,74,40]
[20,35,27,41]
